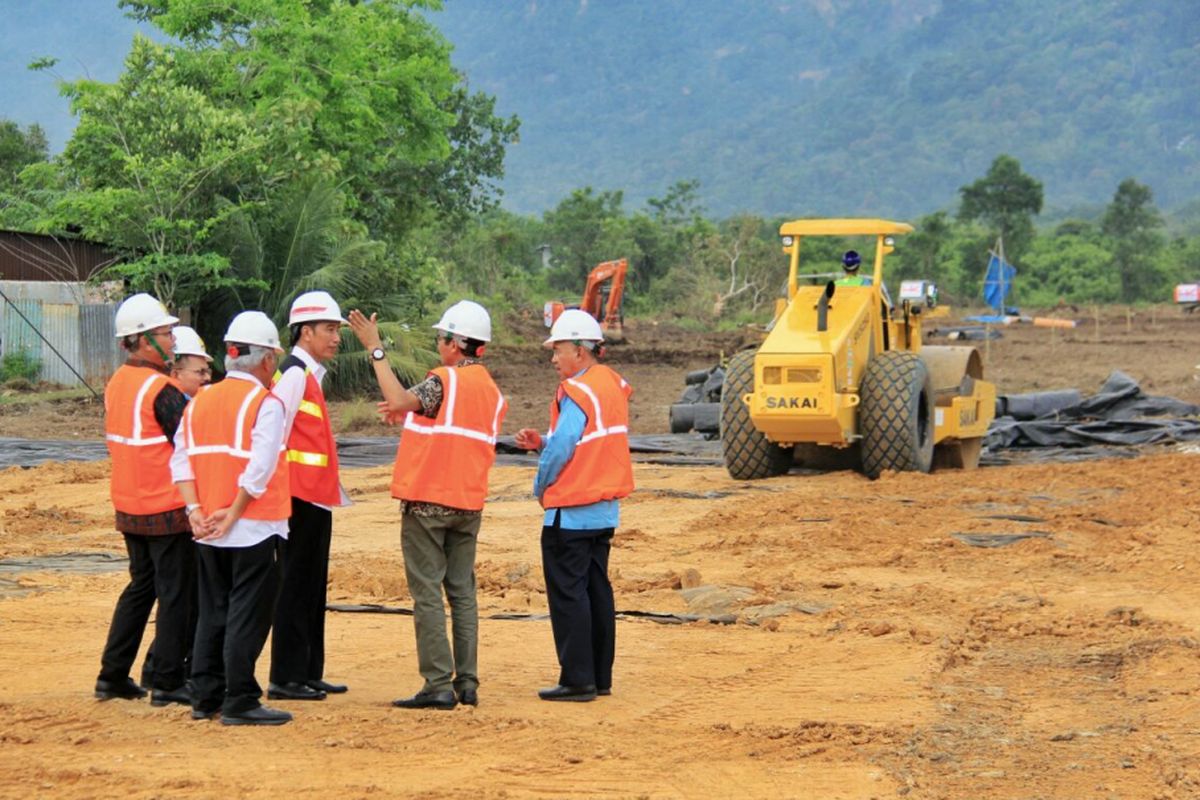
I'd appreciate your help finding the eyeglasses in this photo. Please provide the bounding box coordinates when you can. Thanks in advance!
[177,367,212,378]
[435,334,454,347]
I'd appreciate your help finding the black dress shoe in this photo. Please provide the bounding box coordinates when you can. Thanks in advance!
[538,684,597,702]
[220,705,293,726]
[95,677,147,701]
[151,685,192,707]
[307,679,348,694]
[391,690,457,710]
[268,681,326,701]
[597,687,612,697]
[457,687,478,706]
[191,708,219,721]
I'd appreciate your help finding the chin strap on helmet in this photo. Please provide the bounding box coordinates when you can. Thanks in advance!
[146,332,175,367]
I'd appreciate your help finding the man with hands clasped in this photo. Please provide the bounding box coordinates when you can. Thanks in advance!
[171,311,293,726]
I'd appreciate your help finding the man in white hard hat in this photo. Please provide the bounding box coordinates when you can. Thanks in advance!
[515,309,634,703]
[170,311,294,726]
[96,292,194,709]
[138,325,213,689]
[348,300,506,710]
[171,326,214,399]
[267,291,350,701]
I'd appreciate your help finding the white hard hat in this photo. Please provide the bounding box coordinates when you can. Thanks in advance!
[224,311,283,352]
[114,293,179,338]
[172,326,212,362]
[543,308,603,347]
[433,300,492,342]
[288,290,348,326]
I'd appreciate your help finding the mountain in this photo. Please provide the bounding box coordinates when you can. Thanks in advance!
[2,0,1196,219]
[431,0,1198,217]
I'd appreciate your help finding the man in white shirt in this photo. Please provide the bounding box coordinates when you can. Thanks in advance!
[268,291,349,701]
[171,311,293,726]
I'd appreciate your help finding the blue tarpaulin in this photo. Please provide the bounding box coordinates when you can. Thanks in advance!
[983,251,1017,313]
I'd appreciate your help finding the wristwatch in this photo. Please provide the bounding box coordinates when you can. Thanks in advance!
[370,347,386,362]
[185,503,201,515]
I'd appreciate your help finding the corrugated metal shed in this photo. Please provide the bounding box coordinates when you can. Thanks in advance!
[2,298,42,355]
[81,303,123,385]
[0,281,121,388]
[0,231,118,283]
[40,303,83,386]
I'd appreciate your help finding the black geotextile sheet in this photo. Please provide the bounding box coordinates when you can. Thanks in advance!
[1,370,1196,470]
[985,370,1200,450]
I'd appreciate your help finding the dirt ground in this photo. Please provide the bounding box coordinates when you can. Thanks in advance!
[2,306,1198,440]
[1,306,1200,799]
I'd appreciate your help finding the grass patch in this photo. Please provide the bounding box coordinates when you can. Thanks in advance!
[0,386,93,406]
[336,398,386,435]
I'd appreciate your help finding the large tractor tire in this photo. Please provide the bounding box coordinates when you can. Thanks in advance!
[859,351,935,479]
[720,349,792,480]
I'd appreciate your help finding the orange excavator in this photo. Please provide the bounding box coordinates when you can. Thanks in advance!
[543,258,628,342]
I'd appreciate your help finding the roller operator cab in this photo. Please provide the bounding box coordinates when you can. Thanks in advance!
[720,218,996,480]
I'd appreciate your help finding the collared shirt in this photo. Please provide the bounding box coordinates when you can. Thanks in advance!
[272,345,344,510]
[170,371,289,548]
[402,357,483,518]
[272,345,327,441]
[114,356,190,535]
[532,369,620,530]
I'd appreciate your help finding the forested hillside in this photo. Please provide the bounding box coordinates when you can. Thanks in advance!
[2,0,1195,218]
[433,0,1198,216]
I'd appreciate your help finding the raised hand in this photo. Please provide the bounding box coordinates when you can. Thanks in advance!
[347,309,382,350]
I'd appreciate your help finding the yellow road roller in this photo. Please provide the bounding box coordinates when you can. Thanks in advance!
[721,218,995,479]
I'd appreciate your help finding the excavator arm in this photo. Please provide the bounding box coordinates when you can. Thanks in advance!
[544,258,628,341]
[581,258,628,330]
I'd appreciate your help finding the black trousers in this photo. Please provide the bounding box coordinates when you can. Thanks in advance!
[270,499,332,685]
[98,531,195,690]
[540,519,615,690]
[192,537,280,715]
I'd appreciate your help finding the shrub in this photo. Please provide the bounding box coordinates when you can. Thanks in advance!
[0,350,41,382]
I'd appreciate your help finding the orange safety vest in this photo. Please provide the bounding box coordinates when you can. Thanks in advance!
[273,357,340,506]
[542,365,634,508]
[182,377,291,521]
[391,364,507,511]
[104,363,185,515]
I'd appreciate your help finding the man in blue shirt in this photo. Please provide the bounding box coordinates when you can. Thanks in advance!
[515,310,634,702]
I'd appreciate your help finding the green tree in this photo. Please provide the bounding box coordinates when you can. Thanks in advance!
[542,187,635,289]
[212,179,433,393]
[0,120,48,192]
[118,0,481,239]
[958,155,1044,261]
[1022,232,1120,305]
[58,35,267,310]
[895,211,953,285]
[1101,177,1167,301]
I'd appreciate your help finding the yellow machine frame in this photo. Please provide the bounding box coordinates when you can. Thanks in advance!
[727,218,994,477]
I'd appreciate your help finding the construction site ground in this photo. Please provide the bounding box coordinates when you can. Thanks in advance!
[1,307,1199,799]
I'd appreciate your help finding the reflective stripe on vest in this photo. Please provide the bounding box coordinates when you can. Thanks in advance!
[401,365,505,445]
[542,365,634,508]
[298,399,323,419]
[105,373,170,446]
[273,359,340,506]
[391,364,507,510]
[561,376,630,445]
[104,365,183,515]
[183,378,290,520]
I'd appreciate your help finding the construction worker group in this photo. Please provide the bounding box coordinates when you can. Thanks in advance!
[97,290,633,725]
